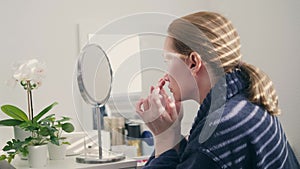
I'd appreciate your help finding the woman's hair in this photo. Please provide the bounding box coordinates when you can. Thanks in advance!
[167,11,280,115]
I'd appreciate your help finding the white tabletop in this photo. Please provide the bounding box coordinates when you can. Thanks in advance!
[12,156,138,169]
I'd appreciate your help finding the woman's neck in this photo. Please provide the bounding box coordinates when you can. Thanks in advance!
[196,65,214,104]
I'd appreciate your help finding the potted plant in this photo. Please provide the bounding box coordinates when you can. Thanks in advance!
[0,135,48,168]
[0,102,58,161]
[0,103,58,168]
[24,137,48,168]
[39,114,75,160]
[0,59,76,167]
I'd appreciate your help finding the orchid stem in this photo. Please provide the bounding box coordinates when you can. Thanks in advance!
[26,81,34,121]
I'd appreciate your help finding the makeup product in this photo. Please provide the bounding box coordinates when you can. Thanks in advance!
[141,131,154,156]
[126,123,142,156]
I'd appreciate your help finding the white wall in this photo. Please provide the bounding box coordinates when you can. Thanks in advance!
[0,0,299,159]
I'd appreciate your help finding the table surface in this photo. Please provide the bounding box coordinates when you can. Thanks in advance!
[11,155,140,169]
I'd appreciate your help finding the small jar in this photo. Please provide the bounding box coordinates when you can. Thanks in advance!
[126,123,142,156]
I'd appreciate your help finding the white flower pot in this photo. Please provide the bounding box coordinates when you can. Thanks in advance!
[28,144,48,168]
[14,126,31,160]
[48,143,67,160]
[13,126,31,141]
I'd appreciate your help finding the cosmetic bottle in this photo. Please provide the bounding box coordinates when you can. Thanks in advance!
[141,130,154,156]
[126,123,142,156]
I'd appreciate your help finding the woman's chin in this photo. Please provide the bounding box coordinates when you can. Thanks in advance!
[172,93,182,102]
[168,89,181,102]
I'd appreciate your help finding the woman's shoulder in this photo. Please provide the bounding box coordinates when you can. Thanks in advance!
[185,94,280,168]
[224,94,268,122]
[188,93,274,148]
[214,94,272,137]
[188,94,269,143]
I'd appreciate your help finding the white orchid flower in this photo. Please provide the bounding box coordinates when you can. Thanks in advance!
[13,63,32,81]
[29,60,46,83]
[10,58,46,89]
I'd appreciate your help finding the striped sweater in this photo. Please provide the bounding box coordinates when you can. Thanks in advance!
[144,70,300,169]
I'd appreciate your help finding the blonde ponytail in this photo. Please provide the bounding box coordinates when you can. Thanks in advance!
[240,62,281,115]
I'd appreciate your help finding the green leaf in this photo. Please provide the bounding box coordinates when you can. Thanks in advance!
[24,137,33,143]
[62,123,74,133]
[50,136,60,145]
[1,105,28,121]
[39,114,55,124]
[7,154,15,163]
[18,121,31,130]
[62,141,70,145]
[33,102,58,122]
[39,127,50,136]
[0,155,6,161]
[57,116,71,123]
[19,120,39,132]
[0,119,23,126]
[3,142,13,151]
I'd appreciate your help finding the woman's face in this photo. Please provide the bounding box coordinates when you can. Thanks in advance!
[163,37,199,102]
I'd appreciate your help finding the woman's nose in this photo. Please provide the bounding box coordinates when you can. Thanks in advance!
[163,74,170,82]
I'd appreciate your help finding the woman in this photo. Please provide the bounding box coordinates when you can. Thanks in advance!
[136,11,300,169]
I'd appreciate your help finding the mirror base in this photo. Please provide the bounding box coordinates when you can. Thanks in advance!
[76,153,125,164]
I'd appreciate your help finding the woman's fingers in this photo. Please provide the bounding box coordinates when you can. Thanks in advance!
[159,88,168,99]
[150,88,164,113]
[158,79,165,89]
[136,75,182,135]
[136,99,144,114]
[150,87,179,122]
[167,97,178,121]
[150,91,174,122]
[150,86,155,93]
[143,96,150,110]
[160,88,177,118]
[137,86,182,136]
[159,88,169,110]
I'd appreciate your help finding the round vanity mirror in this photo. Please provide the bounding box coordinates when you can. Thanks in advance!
[76,43,125,163]
[77,43,112,106]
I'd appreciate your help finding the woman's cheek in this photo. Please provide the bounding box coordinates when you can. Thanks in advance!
[168,71,185,101]
[170,67,197,101]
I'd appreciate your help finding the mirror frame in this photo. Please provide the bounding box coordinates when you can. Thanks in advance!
[77,43,113,107]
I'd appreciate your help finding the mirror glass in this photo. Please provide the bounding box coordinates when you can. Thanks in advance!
[77,44,112,106]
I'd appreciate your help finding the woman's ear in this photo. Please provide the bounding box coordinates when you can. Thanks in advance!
[187,52,202,75]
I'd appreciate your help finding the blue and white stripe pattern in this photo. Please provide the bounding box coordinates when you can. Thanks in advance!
[188,70,300,169]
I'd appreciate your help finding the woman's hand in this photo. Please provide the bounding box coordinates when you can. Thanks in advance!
[136,79,183,157]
